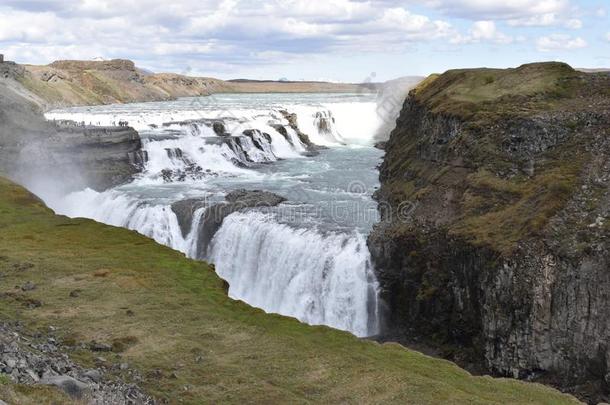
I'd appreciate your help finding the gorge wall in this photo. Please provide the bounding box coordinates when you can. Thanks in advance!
[368,62,610,403]
[0,77,142,192]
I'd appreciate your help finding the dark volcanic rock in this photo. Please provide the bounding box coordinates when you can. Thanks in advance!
[213,121,227,136]
[195,190,286,259]
[171,198,208,237]
[20,281,36,292]
[89,341,112,352]
[374,141,387,150]
[368,63,610,403]
[270,123,289,138]
[279,110,318,153]
[224,189,287,206]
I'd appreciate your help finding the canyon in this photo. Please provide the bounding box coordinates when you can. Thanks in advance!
[0,57,606,404]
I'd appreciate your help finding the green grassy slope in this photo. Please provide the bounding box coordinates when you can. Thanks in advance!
[0,177,580,404]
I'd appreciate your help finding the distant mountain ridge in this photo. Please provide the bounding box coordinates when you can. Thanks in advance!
[4,58,375,110]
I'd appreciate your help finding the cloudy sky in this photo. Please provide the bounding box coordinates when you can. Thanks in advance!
[0,0,608,81]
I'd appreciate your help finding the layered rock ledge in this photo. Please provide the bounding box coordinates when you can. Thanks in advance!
[0,78,143,192]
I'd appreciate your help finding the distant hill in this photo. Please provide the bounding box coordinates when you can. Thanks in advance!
[577,68,610,73]
[6,59,375,110]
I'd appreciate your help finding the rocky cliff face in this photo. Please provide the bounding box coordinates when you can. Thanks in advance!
[368,63,610,403]
[0,77,142,192]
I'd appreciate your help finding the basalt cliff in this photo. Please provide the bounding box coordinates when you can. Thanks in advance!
[369,62,610,403]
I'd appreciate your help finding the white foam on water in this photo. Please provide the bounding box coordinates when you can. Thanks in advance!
[209,212,380,337]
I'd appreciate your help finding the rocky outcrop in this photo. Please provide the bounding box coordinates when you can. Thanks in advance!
[20,59,229,109]
[0,78,143,192]
[21,124,142,191]
[178,190,287,258]
[368,62,610,403]
[171,199,208,237]
[194,189,286,258]
[279,110,323,156]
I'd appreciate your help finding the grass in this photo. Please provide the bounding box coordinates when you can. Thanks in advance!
[0,176,581,404]
[2,369,72,404]
[0,383,74,405]
[411,62,580,119]
[451,161,582,254]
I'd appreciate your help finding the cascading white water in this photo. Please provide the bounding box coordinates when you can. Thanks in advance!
[286,102,380,146]
[44,93,384,338]
[54,189,189,251]
[142,137,252,179]
[209,212,379,337]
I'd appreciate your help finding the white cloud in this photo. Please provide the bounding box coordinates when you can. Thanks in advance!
[423,0,570,20]
[426,0,582,29]
[374,8,453,38]
[269,0,373,22]
[0,0,598,78]
[507,13,581,29]
[0,10,60,41]
[471,21,498,39]
[0,0,463,74]
[564,18,582,29]
[536,34,587,52]
[508,13,558,27]
[451,20,513,44]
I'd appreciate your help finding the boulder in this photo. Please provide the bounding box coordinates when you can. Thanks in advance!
[212,121,227,136]
[171,198,208,237]
[89,341,112,352]
[82,369,102,383]
[373,141,387,150]
[39,375,89,399]
[225,189,287,206]
[21,281,36,291]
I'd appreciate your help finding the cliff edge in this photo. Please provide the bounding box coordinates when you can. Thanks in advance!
[0,76,142,192]
[369,62,610,403]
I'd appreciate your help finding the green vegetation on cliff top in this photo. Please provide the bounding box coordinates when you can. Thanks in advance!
[412,62,581,118]
[0,177,580,404]
[383,62,608,254]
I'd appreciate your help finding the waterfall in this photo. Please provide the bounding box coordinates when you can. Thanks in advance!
[284,102,380,146]
[209,212,379,337]
[43,94,383,338]
[48,189,380,337]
